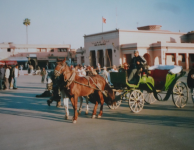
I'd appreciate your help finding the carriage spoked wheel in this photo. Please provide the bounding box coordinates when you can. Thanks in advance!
[108,91,122,109]
[128,90,144,113]
[143,91,156,104]
[172,81,188,108]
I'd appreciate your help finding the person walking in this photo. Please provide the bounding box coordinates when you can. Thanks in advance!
[9,66,14,89]
[41,68,46,83]
[13,64,19,89]
[5,66,10,90]
[0,65,5,90]
[187,63,194,107]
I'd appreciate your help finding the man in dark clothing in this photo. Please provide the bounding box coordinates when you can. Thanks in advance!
[187,63,194,107]
[128,50,147,83]
[0,65,5,90]
[46,71,61,107]
[9,66,14,89]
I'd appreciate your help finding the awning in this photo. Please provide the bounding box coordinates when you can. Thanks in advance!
[9,57,28,62]
[4,60,17,65]
[0,61,5,65]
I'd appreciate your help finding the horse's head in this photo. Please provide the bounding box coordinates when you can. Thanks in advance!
[104,84,116,105]
[54,58,69,77]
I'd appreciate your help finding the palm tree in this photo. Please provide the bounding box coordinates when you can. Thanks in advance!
[23,18,31,44]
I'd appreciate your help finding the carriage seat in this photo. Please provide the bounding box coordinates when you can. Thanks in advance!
[149,69,169,89]
[148,65,182,90]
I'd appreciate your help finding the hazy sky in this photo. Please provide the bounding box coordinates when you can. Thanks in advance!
[0,0,193,48]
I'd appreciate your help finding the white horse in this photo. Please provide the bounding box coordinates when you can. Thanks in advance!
[47,71,89,119]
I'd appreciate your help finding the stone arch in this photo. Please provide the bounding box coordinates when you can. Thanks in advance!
[143,53,151,66]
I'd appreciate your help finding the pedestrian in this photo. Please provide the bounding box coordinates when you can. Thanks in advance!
[13,64,19,89]
[5,65,10,90]
[0,65,5,90]
[20,65,23,75]
[101,66,108,82]
[46,63,48,70]
[97,63,101,74]
[187,63,194,107]
[9,66,14,89]
[31,65,34,74]
[108,65,118,85]
[78,66,86,77]
[41,68,46,83]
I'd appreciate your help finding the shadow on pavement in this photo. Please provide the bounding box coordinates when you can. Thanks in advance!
[0,89,194,127]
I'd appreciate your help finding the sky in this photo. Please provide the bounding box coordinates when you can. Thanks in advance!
[0,0,194,49]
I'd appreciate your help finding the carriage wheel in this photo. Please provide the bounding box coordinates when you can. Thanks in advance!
[108,91,122,109]
[172,81,188,108]
[128,90,144,113]
[143,91,156,104]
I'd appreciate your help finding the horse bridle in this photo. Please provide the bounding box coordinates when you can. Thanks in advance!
[54,62,66,77]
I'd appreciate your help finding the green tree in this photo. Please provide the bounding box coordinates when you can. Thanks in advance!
[23,18,31,44]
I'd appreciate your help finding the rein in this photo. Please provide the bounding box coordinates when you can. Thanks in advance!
[65,71,108,97]
[54,62,108,97]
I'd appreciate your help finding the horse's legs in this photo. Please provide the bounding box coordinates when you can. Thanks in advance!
[98,92,104,118]
[85,97,89,115]
[61,90,69,120]
[70,95,78,123]
[78,96,83,115]
[63,98,69,119]
[92,101,98,119]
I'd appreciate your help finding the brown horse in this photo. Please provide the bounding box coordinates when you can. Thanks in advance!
[54,59,115,123]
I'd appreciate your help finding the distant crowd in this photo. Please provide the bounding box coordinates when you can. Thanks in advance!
[0,64,19,90]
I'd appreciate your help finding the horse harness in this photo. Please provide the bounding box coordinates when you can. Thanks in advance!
[65,71,108,97]
[54,62,108,97]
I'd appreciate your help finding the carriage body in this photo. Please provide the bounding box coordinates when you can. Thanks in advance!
[109,65,188,112]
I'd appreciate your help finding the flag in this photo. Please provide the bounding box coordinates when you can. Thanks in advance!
[102,17,106,24]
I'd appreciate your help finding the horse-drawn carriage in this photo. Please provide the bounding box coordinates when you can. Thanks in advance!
[108,65,188,113]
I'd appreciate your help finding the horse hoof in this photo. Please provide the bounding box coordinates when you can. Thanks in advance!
[78,111,81,115]
[73,120,77,124]
[64,115,69,120]
[92,115,96,119]
[85,111,88,115]
[97,115,102,118]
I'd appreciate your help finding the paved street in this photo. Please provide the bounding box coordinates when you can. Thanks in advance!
[0,74,194,150]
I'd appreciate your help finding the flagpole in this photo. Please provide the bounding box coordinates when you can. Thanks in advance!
[102,16,103,32]
[116,8,117,28]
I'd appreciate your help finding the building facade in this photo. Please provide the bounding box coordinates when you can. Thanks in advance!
[76,25,194,69]
[0,43,75,69]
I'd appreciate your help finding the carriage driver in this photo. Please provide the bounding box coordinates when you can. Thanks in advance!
[128,50,147,83]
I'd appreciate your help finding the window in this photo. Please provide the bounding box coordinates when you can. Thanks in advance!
[50,49,54,52]
[58,48,67,52]
[172,55,175,62]
[41,49,46,52]
[179,54,185,62]
[7,48,11,52]
[191,54,194,62]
